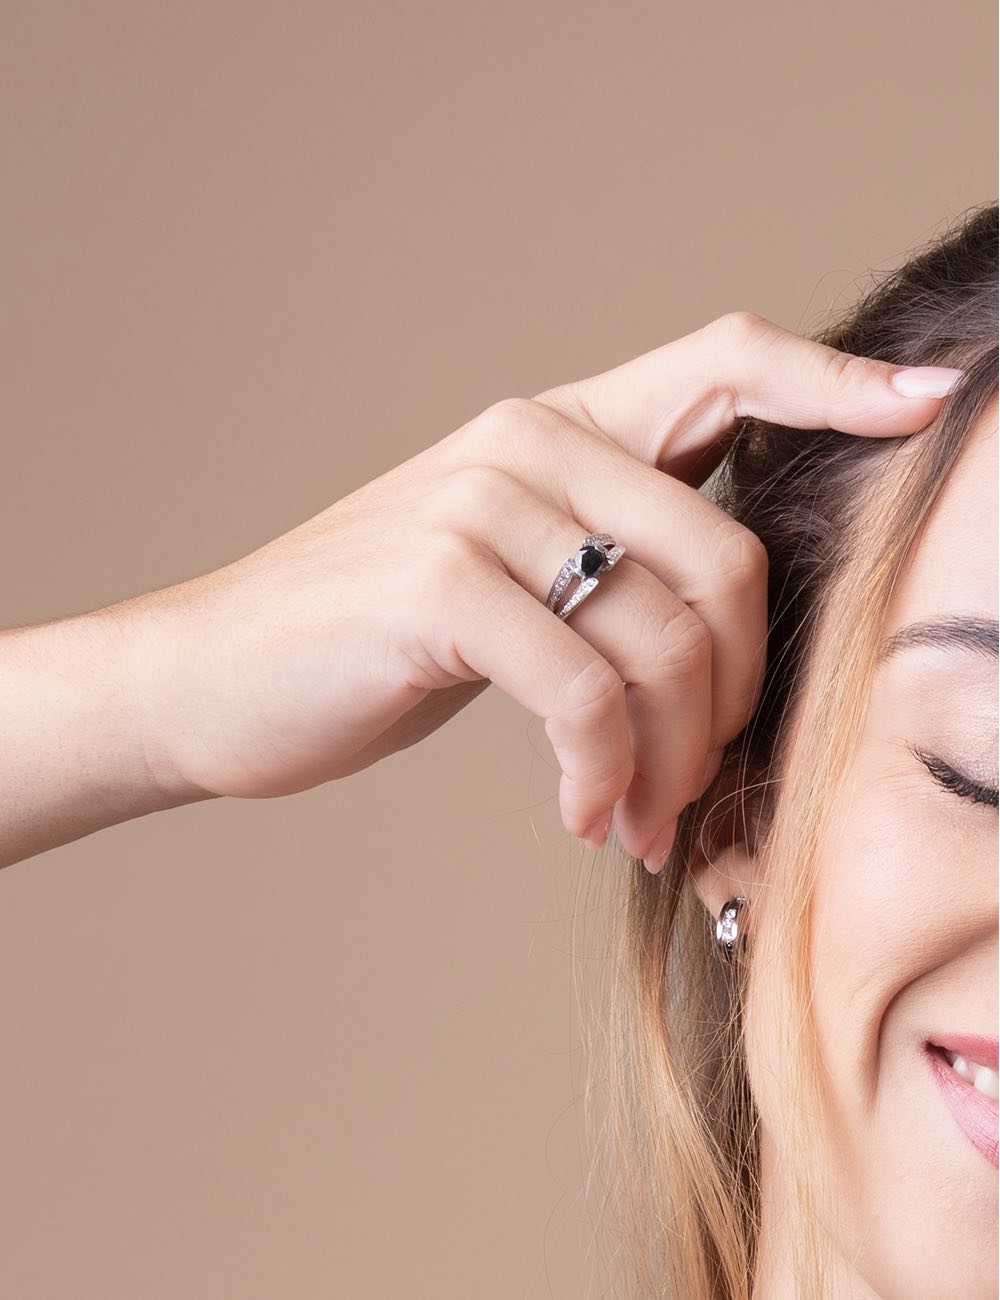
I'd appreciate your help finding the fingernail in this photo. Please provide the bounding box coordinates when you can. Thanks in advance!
[642,817,678,875]
[582,810,613,849]
[890,366,965,398]
[702,747,725,786]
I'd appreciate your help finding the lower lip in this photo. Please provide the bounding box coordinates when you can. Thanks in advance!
[923,1043,999,1169]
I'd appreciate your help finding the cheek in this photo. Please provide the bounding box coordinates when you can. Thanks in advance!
[811,762,993,1066]
[742,757,985,1147]
[744,764,920,1120]
[811,773,920,1046]
[801,765,998,1291]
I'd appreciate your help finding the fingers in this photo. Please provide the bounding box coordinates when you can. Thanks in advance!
[431,555,635,845]
[543,555,714,860]
[448,410,768,755]
[531,310,965,480]
[427,463,724,858]
[425,311,964,860]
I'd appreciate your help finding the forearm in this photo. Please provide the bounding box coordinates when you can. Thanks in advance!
[0,602,215,869]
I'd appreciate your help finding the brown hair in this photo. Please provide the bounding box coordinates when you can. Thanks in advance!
[578,201,999,1299]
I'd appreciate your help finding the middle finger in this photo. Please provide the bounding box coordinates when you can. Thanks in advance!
[440,463,716,859]
[447,397,769,752]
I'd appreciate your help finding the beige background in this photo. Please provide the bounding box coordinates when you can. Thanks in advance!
[0,2,994,1296]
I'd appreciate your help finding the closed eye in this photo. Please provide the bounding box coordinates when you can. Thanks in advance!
[909,744,999,810]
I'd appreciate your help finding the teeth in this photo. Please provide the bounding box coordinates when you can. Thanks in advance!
[944,1050,1000,1100]
[946,1051,977,1083]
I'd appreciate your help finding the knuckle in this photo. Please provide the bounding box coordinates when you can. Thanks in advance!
[545,659,635,799]
[714,524,769,594]
[490,394,538,423]
[435,462,521,526]
[710,309,768,347]
[457,396,574,484]
[557,655,627,723]
[481,395,565,445]
[418,531,489,603]
[446,399,516,459]
[647,607,712,678]
[820,348,871,397]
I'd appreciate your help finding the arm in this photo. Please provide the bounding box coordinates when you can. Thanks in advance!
[0,601,214,870]
[0,323,956,871]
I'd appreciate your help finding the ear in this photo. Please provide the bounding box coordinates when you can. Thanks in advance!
[687,765,768,924]
[689,838,759,924]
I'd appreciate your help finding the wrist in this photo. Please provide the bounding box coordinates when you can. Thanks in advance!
[63,600,214,820]
[0,600,214,869]
[101,586,219,809]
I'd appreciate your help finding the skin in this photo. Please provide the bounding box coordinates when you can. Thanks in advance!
[0,313,986,1292]
[0,313,964,872]
[693,403,999,1298]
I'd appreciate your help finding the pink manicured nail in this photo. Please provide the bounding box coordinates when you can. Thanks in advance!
[642,817,678,875]
[890,366,965,398]
[582,810,613,849]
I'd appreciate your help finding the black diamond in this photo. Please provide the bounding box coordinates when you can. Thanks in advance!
[579,545,606,577]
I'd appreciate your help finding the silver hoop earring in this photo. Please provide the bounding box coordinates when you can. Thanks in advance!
[715,896,747,963]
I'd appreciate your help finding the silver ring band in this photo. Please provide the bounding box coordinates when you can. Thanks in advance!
[545,533,626,621]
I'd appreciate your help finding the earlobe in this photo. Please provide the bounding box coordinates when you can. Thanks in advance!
[687,763,768,924]
[690,838,758,924]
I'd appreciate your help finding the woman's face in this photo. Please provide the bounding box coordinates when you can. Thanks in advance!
[803,404,998,1297]
[702,403,998,1297]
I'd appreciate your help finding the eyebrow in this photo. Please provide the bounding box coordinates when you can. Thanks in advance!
[878,615,1000,664]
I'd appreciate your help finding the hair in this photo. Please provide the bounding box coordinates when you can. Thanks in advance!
[575,201,999,1299]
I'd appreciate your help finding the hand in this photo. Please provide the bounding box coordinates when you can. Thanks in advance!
[121,312,961,867]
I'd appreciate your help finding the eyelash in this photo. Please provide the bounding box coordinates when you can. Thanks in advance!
[909,745,1000,810]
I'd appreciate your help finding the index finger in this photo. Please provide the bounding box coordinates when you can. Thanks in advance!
[532,311,965,483]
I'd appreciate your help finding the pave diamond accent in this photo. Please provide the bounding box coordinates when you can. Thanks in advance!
[715,896,746,962]
[545,533,625,621]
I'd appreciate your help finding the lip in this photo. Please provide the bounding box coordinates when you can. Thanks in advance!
[926,1032,999,1071]
[923,1042,999,1169]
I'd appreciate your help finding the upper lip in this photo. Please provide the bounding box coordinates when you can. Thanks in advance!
[927,1033,999,1071]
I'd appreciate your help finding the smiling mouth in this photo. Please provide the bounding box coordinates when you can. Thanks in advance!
[934,1047,1000,1100]
[924,1039,999,1169]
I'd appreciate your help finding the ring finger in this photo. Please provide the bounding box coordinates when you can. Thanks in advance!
[441,465,714,860]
